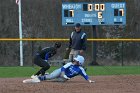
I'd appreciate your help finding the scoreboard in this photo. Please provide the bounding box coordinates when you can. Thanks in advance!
[62,2,126,26]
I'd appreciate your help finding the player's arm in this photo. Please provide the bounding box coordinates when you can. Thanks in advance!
[50,47,57,56]
[45,53,49,62]
[44,49,54,60]
[79,67,95,83]
[46,48,56,59]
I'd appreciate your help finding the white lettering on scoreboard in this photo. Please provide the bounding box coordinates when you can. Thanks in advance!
[66,19,74,22]
[62,4,82,10]
[111,3,125,8]
[98,18,105,24]
[82,18,92,22]
[85,14,97,17]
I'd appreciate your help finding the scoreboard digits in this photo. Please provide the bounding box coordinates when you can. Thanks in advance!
[62,2,126,26]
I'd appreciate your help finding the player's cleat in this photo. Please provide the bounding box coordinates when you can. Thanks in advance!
[45,72,49,75]
[31,75,38,79]
[23,76,40,83]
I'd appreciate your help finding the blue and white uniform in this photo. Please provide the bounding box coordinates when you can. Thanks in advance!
[23,55,95,83]
[38,62,89,81]
[61,62,88,80]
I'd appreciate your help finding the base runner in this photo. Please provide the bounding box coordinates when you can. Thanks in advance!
[23,55,95,83]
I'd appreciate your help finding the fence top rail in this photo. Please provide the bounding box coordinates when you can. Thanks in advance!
[0,38,140,42]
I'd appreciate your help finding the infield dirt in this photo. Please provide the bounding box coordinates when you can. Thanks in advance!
[0,75,140,93]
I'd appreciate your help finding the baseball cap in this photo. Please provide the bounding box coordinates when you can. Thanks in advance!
[73,55,85,65]
[75,23,81,27]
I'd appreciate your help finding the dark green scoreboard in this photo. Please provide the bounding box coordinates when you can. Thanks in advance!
[62,2,126,26]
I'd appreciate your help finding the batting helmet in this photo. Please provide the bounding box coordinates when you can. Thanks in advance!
[74,55,85,66]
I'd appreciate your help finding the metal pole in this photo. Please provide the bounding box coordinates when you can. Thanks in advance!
[18,0,23,66]
[92,25,98,65]
[121,41,124,66]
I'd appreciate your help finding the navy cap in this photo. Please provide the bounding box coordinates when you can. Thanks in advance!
[75,23,81,27]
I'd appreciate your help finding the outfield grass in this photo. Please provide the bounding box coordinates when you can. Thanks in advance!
[0,66,139,78]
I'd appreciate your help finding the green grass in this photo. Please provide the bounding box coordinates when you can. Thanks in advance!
[0,66,139,78]
[0,66,59,78]
[86,66,140,76]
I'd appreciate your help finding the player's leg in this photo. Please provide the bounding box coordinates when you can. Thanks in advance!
[69,49,75,62]
[33,56,50,76]
[38,68,61,81]
[73,50,79,58]
[34,67,50,76]
[63,48,71,65]
[23,68,66,83]
[34,62,50,76]
[69,54,73,62]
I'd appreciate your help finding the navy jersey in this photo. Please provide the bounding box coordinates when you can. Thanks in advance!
[36,47,56,60]
[61,62,89,80]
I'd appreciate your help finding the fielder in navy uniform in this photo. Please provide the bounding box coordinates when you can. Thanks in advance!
[31,42,61,78]
[23,55,95,83]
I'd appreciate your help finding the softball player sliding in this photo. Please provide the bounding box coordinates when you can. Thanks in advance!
[23,55,95,83]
